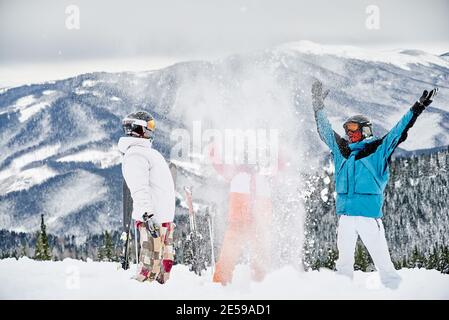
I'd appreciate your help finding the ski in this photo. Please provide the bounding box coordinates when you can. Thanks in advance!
[184,186,196,233]
[120,220,132,270]
[184,186,206,276]
[169,162,178,189]
[120,180,133,270]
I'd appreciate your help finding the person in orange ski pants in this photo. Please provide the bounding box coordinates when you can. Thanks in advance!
[209,145,273,285]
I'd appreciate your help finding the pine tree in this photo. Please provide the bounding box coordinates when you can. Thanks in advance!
[322,248,338,270]
[426,244,439,270]
[402,256,408,269]
[354,242,370,272]
[410,245,425,269]
[310,257,323,271]
[34,214,52,261]
[439,245,449,274]
[97,246,104,261]
[98,231,116,262]
[20,244,28,258]
[393,258,402,270]
[182,234,194,267]
[105,231,116,261]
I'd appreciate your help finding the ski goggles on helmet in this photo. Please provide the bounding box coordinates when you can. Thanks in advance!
[122,118,155,139]
[343,122,360,132]
[122,118,155,131]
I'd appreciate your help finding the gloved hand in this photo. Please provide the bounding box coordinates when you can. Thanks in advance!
[311,80,330,112]
[142,212,160,238]
[412,88,438,114]
[418,88,438,107]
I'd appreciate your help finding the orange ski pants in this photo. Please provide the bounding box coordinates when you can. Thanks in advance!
[213,192,272,285]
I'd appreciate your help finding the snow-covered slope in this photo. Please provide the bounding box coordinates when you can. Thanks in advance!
[0,41,448,238]
[0,258,448,299]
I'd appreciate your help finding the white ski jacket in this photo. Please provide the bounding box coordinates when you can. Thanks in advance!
[118,136,175,223]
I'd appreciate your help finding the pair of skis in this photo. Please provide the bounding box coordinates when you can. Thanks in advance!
[184,186,216,276]
[120,179,136,270]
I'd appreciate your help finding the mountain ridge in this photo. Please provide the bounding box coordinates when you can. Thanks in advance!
[0,41,448,238]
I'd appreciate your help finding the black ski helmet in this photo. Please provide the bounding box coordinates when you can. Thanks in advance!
[122,111,155,140]
[343,115,373,139]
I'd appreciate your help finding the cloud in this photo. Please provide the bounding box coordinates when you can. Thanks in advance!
[0,0,448,63]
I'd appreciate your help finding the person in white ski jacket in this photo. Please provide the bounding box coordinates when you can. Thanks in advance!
[118,111,176,284]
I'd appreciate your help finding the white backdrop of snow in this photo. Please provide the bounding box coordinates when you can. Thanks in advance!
[0,258,448,299]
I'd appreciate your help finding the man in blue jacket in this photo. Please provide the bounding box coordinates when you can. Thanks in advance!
[311,80,438,289]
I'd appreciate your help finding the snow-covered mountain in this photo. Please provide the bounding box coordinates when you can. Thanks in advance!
[0,41,448,238]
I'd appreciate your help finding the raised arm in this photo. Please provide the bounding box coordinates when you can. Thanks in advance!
[379,88,438,159]
[207,142,237,182]
[311,80,348,157]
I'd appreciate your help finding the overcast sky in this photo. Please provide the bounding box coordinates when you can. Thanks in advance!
[1,0,449,86]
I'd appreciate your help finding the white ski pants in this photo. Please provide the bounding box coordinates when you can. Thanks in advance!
[336,215,401,289]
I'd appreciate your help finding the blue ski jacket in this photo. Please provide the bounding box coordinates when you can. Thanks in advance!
[314,104,424,218]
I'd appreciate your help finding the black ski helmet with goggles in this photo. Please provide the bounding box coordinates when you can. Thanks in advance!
[343,115,373,140]
[122,111,156,140]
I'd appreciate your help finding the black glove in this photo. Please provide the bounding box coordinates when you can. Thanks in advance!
[142,213,160,238]
[311,80,330,112]
[419,88,438,107]
[411,88,438,114]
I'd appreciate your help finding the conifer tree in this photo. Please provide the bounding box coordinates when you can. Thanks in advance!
[393,258,402,270]
[20,244,28,258]
[410,245,425,269]
[439,245,449,274]
[97,246,104,261]
[426,244,439,270]
[98,231,116,262]
[323,248,338,270]
[34,214,52,261]
[354,242,370,272]
[402,256,408,269]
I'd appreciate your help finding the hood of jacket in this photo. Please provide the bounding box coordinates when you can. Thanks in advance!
[348,136,377,153]
[118,136,153,154]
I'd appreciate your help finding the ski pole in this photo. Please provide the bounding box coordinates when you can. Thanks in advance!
[184,186,195,233]
[134,220,139,265]
[120,180,133,270]
[120,220,132,270]
[184,186,202,275]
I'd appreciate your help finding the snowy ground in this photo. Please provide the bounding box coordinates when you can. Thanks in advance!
[0,258,448,299]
